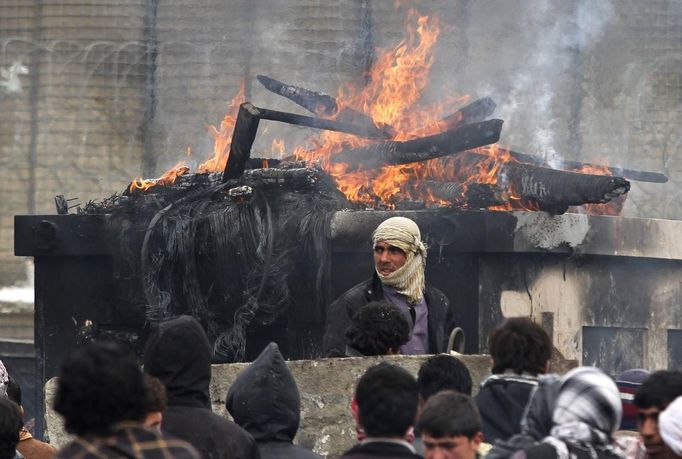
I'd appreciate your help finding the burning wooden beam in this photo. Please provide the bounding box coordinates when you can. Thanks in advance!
[222,102,261,182]
[507,149,668,184]
[420,181,507,208]
[330,119,503,170]
[258,107,389,140]
[501,161,631,213]
[257,74,394,139]
[257,74,337,116]
[440,97,497,130]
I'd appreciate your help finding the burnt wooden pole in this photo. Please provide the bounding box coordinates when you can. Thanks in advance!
[222,103,262,182]
[331,119,503,170]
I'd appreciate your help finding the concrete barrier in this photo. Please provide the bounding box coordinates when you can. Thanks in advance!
[45,352,575,457]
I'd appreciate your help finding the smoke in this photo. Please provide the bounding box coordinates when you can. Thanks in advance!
[492,0,614,167]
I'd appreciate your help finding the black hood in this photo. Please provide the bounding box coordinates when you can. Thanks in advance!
[226,342,300,442]
[476,375,539,442]
[143,315,212,409]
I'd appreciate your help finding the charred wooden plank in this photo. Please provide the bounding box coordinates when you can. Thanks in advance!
[257,74,393,139]
[440,97,497,130]
[507,149,668,184]
[258,107,388,140]
[236,167,321,189]
[420,180,507,208]
[222,102,261,182]
[257,74,337,116]
[502,161,631,214]
[331,119,503,170]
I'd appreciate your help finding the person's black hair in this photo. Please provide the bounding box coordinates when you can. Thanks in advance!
[417,390,481,439]
[6,377,21,407]
[345,302,410,356]
[355,363,418,438]
[489,317,551,376]
[145,375,167,413]
[418,355,473,400]
[0,397,22,459]
[53,341,151,436]
[634,370,682,410]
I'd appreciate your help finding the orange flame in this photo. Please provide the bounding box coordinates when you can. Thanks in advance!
[129,161,190,192]
[126,8,624,216]
[570,164,625,215]
[199,81,247,173]
[287,9,470,207]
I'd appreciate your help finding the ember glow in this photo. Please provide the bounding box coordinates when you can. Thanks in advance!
[129,8,625,215]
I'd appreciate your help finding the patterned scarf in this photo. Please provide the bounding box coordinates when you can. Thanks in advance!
[372,217,427,305]
[542,367,624,459]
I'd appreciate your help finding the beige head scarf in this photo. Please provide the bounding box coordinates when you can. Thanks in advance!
[372,217,427,305]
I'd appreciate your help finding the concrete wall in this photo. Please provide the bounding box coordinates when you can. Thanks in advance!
[43,352,576,457]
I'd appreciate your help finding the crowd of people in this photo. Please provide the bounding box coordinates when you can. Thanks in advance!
[1,217,681,459]
[0,316,682,459]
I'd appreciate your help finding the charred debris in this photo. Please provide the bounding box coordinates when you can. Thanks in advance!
[76,75,665,361]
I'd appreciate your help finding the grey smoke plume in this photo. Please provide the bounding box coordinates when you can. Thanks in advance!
[492,0,614,168]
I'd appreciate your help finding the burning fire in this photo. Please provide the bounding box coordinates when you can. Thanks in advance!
[129,161,190,192]
[570,164,624,215]
[129,8,622,215]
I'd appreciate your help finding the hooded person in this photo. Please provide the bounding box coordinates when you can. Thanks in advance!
[143,315,260,459]
[511,367,624,459]
[475,317,553,443]
[322,216,456,357]
[226,343,320,459]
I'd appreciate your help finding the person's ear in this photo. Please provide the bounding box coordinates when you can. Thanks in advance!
[471,432,483,449]
[544,360,550,374]
[351,397,360,425]
[386,347,399,355]
[19,405,25,418]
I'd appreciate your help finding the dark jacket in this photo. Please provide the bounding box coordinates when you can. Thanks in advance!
[340,441,422,459]
[323,274,455,357]
[475,374,540,444]
[144,316,260,459]
[226,343,320,459]
[486,375,562,459]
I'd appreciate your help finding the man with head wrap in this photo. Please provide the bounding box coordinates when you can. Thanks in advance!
[322,216,455,357]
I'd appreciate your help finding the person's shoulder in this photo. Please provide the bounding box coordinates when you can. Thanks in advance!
[334,278,374,303]
[341,441,420,459]
[424,284,448,307]
[204,410,255,438]
[259,442,322,459]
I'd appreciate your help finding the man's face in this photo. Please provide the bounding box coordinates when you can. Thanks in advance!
[373,242,407,276]
[638,406,670,458]
[422,433,481,459]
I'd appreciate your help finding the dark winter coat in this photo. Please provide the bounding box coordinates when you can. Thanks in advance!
[226,342,320,459]
[486,375,562,459]
[322,274,455,357]
[340,441,422,459]
[475,374,540,444]
[143,315,260,459]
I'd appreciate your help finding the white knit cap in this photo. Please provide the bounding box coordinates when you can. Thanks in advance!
[660,396,682,456]
[372,217,427,304]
